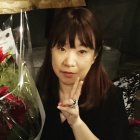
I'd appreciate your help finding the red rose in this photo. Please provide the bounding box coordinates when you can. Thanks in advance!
[0,86,27,126]
[0,47,9,63]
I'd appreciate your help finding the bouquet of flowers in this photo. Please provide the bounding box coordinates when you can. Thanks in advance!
[0,12,45,140]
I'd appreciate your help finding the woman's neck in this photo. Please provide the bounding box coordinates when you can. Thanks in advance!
[59,82,73,101]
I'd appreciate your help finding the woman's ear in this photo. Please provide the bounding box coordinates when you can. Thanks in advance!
[92,53,97,64]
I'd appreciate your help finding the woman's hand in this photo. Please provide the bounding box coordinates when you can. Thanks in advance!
[57,77,83,126]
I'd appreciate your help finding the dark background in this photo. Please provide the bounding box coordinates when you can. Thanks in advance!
[29,0,140,56]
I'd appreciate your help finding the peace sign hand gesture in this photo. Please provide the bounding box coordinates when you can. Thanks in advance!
[57,77,83,127]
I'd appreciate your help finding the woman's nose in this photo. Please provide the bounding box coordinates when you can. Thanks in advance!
[63,52,76,67]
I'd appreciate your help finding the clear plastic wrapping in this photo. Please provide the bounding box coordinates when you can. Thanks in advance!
[0,11,45,140]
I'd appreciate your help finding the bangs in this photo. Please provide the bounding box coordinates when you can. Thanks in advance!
[77,26,95,49]
[50,17,95,49]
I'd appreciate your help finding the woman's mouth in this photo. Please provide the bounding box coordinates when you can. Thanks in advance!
[61,71,76,78]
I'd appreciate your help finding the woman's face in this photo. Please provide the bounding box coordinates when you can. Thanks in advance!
[51,35,96,85]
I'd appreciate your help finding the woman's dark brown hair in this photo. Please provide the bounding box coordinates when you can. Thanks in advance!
[36,7,112,110]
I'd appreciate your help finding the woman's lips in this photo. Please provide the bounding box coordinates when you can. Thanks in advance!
[61,71,75,78]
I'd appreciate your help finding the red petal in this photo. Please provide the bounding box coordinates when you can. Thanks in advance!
[0,86,9,96]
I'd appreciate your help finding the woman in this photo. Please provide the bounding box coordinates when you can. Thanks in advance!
[36,7,129,140]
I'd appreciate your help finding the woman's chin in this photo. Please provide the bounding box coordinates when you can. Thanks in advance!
[60,78,76,85]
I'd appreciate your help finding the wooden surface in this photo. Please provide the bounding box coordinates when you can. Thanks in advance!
[0,0,86,14]
[0,0,32,14]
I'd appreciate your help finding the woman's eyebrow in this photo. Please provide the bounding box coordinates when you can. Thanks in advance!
[79,43,87,47]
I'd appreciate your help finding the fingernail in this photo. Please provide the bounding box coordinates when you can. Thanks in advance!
[57,106,60,109]
[58,102,63,106]
[80,81,84,84]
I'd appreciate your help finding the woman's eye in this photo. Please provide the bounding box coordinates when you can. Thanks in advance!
[79,50,87,54]
[57,47,65,52]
